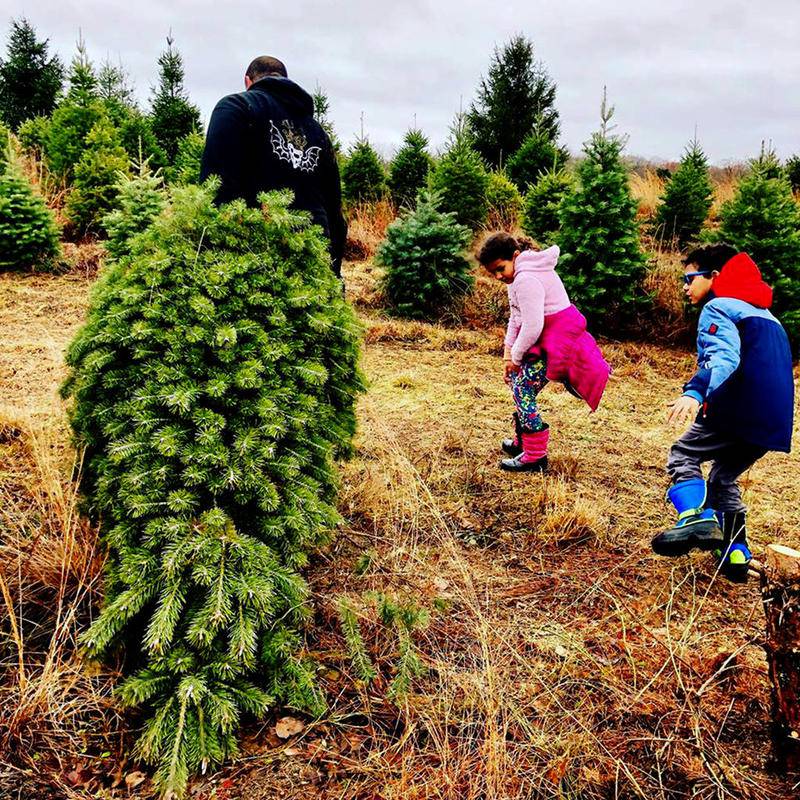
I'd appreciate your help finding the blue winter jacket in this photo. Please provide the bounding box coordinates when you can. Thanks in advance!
[683,296,794,452]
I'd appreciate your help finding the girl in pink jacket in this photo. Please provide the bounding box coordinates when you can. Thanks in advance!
[478,232,611,472]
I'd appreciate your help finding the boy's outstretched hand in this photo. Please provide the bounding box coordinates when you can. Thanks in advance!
[666,395,700,427]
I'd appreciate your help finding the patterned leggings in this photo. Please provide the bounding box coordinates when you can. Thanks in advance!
[511,358,548,432]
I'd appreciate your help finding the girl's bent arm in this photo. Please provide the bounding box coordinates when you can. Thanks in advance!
[510,275,546,365]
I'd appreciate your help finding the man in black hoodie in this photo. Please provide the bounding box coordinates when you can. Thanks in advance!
[200,56,347,276]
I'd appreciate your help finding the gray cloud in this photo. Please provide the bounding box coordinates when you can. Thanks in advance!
[5,0,799,163]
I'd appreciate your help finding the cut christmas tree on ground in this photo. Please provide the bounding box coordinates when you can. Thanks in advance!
[61,181,365,797]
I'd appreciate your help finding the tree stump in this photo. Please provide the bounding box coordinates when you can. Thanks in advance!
[761,544,800,771]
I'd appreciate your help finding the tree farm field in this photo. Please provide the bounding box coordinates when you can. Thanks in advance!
[1,257,799,799]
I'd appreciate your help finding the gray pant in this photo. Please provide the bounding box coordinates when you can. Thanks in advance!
[667,422,767,512]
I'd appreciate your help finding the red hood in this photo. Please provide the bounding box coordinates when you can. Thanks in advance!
[712,253,773,308]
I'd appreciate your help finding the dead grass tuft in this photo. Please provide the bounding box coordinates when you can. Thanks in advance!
[630,170,665,219]
[345,200,397,260]
[0,409,122,797]
[710,174,740,222]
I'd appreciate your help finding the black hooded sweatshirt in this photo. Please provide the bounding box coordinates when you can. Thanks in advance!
[200,76,346,275]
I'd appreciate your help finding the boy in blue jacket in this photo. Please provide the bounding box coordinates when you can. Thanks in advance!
[651,243,794,581]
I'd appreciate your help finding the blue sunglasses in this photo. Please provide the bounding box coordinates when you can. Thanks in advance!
[682,271,711,285]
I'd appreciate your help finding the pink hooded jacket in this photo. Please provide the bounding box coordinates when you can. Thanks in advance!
[505,246,611,412]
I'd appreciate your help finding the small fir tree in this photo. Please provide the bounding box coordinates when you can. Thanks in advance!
[654,138,713,248]
[0,151,60,270]
[312,84,340,153]
[467,34,560,168]
[66,116,129,234]
[44,41,106,178]
[506,126,568,191]
[556,91,647,334]
[65,36,99,107]
[103,161,167,259]
[97,58,136,107]
[0,18,64,129]
[167,130,205,185]
[44,100,107,177]
[376,190,473,319]
[0,120,10,167]
[522,167,573,245]
[62,183,364,798]
[785,155,800,193]
[16,114,50,156]
[387,128,433,209]
[719,148,800,346]
[341,138,385,203]
[117,108,168,173]
[149,34,201,162]
[485,170,523,229]
[430,114,489,231]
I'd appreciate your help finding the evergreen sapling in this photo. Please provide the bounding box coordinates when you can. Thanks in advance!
[506,125,568,192]
[522,167,573,245]
[44,41,106,178]
[103,160,167,259]
[719,148,800,347]
[376,190,473,319]
[785,154,800,194]
[168,131,205,185]
[467,34,560,169]
[485,170,523,230]
[149,35,201,162]
[0,17,64,129]
[387,128,432,209]
[430,114,489,231]
[342,138,385,204]
[66,115,129,234]
[556,91,647,334]
[654,138,713,248]
[0,146,60,270]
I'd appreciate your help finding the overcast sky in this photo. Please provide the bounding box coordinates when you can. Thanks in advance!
[5,1,800,164]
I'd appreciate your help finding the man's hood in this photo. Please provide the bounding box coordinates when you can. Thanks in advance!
[248,76,314,116]
[514,245,560,274]
[712,252,773,308]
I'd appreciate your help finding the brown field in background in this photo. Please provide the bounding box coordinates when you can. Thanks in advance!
[1,255,798,799]
[628,169,742,225]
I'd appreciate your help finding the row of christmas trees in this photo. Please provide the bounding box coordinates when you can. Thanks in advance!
[371,91,800,350]
[0,19,203,236]
[2,19,799,345]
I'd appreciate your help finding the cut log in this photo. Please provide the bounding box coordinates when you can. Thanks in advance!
[761,543,800,771]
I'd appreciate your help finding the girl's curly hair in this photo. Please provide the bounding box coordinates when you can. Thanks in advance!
[476,232,539,265]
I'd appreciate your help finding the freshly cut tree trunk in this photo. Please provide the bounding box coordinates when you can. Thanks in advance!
[761,544,800,771]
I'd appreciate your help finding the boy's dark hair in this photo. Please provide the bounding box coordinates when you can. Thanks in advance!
[477,232,537,265]
[684,243,738,273]
[246,56,288,81]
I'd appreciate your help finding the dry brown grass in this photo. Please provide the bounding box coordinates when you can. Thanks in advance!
[290,326,800,800]
[628,166,743,229]
[0,269,128,797]
[709,175,740,223]
[345,200,397,261]
[629,170,666,219]
[0,410,122,797]
[2,260,799,799]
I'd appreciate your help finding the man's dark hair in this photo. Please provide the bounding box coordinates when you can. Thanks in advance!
[684,243,738,273]
[477,232,536,265]
[246,56,288,81]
